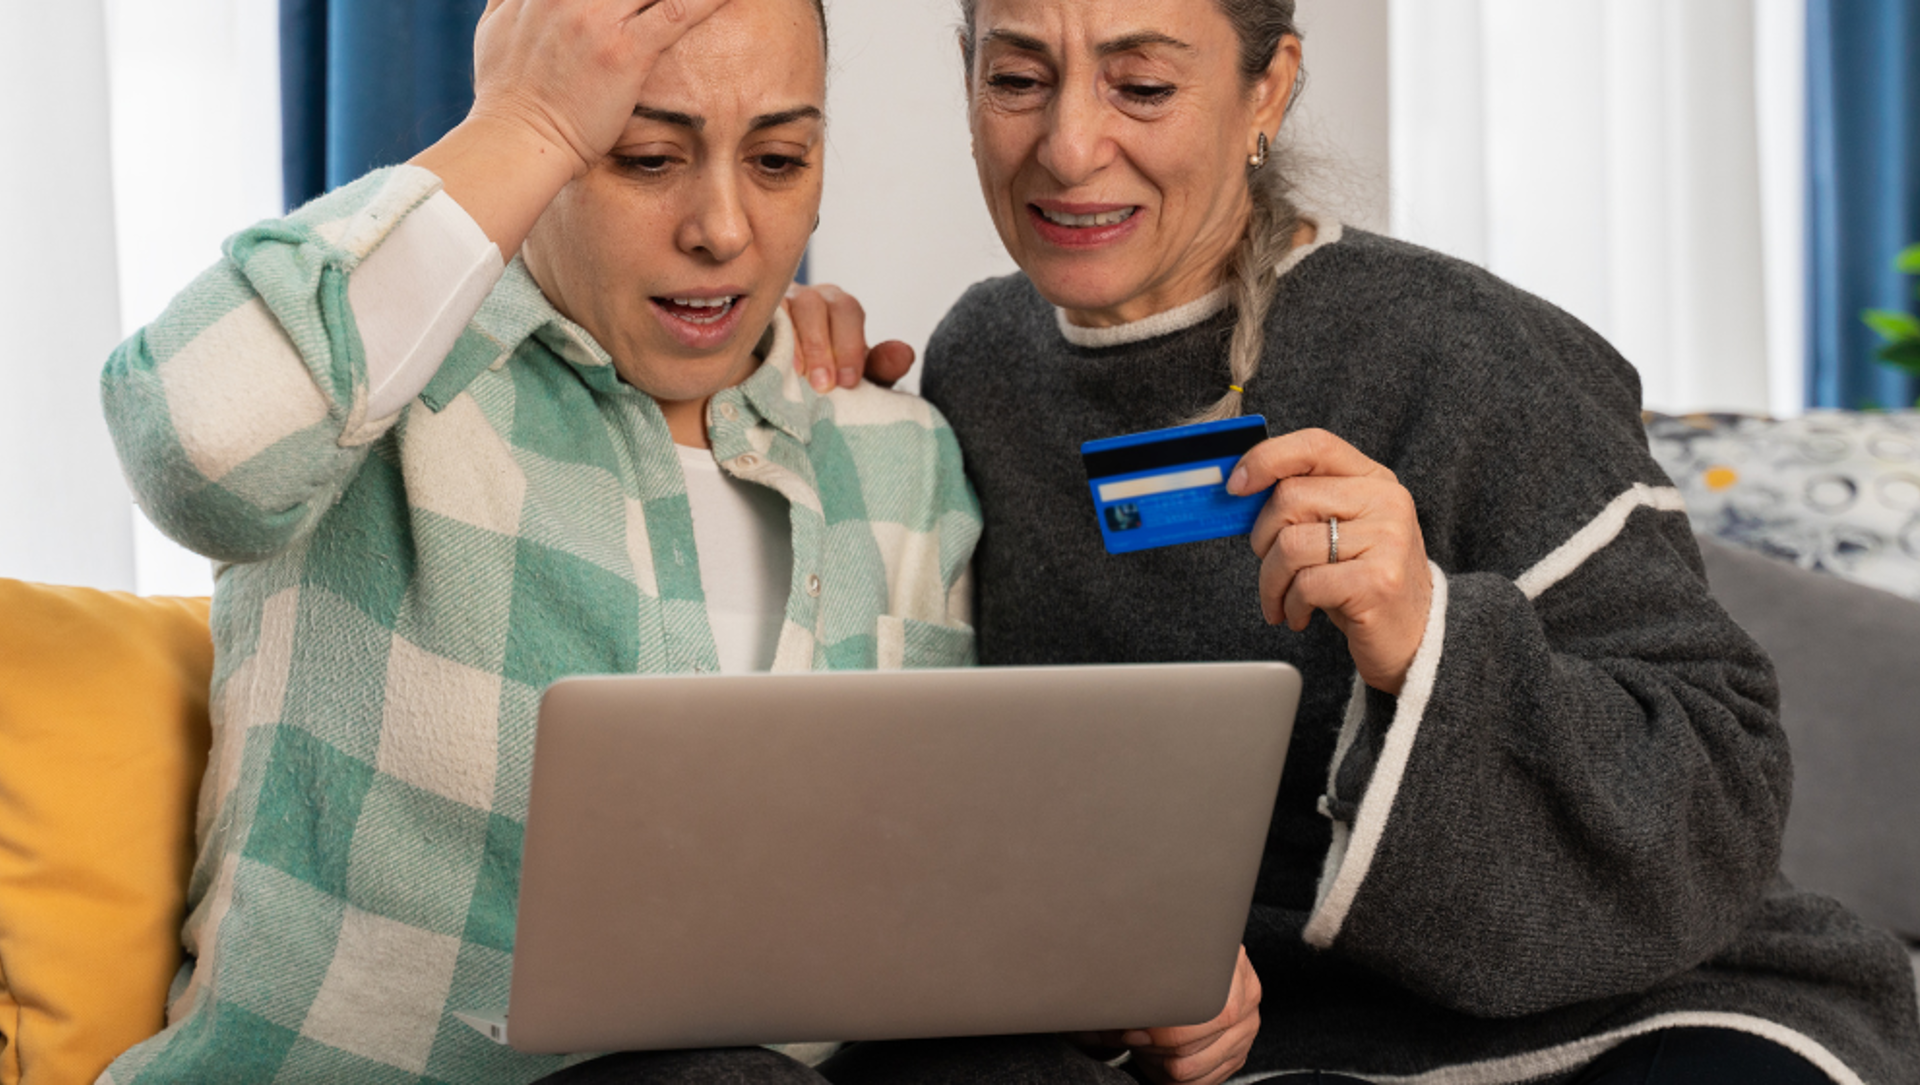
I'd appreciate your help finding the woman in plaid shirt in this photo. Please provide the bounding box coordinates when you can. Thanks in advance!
[100,2,979,1082]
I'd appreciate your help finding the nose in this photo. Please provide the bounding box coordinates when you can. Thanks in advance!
[1035,73,1116,185]
[677,165,752,263]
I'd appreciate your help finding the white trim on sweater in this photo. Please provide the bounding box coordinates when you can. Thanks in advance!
[1228,1011,1861,1085]
[1054,215,1347,348]
[1282,484,1855,1083]
[1302,559,1448,948]
[1303,484,1691,945]
[1056,286,1232,348]
[1515,484,1688,600]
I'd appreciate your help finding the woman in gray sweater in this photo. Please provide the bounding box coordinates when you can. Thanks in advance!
[785,0,1920,1082]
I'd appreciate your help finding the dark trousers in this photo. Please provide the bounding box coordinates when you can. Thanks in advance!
[1564,1027,1831,1084]
[531,1026,1830,1085]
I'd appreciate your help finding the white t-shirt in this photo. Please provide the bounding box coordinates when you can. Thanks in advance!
[675,444,792,674]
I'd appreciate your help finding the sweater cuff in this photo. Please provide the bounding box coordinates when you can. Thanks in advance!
[1303,560,1449,949]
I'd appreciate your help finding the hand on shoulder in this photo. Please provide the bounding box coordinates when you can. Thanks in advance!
[784,283,915,391]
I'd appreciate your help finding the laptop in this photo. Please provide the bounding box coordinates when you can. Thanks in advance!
[456,661,1300,1054]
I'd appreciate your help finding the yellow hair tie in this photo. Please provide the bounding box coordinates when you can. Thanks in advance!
[1228,385,1245,394]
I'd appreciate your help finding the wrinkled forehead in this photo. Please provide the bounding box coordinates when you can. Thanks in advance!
[970,0,1233,50]
[637,0,827,121]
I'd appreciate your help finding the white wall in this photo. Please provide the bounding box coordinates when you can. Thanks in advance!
[0,2,135,590]
[810,0,1394,384]
[1290,0,1391,232]
[810,0,1015,389]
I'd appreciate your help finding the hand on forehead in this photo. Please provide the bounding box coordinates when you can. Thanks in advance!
[633,0,825,121]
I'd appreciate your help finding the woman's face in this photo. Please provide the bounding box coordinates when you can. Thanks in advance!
[966,0,1296,327]
[524,0,825,407]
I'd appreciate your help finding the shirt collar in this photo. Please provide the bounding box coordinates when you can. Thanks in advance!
[471,257,598,364]
[728,305,818,445]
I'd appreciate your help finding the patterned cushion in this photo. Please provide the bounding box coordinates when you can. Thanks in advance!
[1646,411,1920,600]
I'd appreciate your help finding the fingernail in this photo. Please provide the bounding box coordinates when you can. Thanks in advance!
[839,366,858,387]
[1121,1031,1152,1047]
[809,369,833,392]
[1227,465,1248,494]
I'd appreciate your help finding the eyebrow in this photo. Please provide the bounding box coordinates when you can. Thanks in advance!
[630,104,824,132]
[748,105,824,132]
[633,104,700,130]
[1097,31,1193,57]
[979,28,1194,58]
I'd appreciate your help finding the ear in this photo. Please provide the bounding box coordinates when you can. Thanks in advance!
[1248,33,1302,154]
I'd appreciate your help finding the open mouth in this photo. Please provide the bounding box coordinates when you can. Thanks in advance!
[653,295,742,325]
[1034,206,1138,229]
[1028,204,1143,249]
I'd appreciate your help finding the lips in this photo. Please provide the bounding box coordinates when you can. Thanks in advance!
[1027,202,1143,249]
[650,293,749,350]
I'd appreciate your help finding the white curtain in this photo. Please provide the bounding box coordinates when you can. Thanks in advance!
[0,0,135,590]
[106,0,282,597]
[1389,0,1806,418]
[0,0,277,594]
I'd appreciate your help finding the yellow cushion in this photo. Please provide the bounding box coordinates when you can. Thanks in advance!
[0,581,212,1085]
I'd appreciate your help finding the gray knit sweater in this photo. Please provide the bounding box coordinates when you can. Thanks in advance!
[920,225,1920,1084]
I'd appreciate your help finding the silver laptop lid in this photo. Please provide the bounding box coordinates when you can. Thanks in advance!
[505,662,1300,1054]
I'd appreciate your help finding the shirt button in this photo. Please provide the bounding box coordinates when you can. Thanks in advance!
[806,573,822,597]
[736,453,760,470]
[718,402,740,421]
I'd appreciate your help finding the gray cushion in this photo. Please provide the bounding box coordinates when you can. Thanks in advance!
[1700,536,1920,941]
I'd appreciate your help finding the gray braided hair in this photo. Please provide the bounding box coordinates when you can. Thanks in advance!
[959,0,1304,423]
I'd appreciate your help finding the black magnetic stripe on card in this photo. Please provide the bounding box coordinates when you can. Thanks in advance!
[1082,426,1266,480]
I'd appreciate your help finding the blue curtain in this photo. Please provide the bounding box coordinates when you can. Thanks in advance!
[1807,0,1920,409]
[280,0,487,210]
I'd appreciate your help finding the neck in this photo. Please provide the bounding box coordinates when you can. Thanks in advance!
[663,399,712,449]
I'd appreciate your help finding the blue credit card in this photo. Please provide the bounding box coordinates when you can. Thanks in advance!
[1081,415,1271,555]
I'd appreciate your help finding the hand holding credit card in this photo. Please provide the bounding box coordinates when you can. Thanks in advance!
[1082,418,1435,693]
[1082,416,1271,555]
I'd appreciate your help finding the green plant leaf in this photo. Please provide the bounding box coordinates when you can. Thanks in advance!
[1877,338,1920,374]
[1864,309,1920,341]
[1898,243,1920,274]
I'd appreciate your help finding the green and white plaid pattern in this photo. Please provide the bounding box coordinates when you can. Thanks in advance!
[100,166,980,1084]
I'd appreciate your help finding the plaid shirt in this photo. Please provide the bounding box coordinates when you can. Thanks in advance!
[100,167,980,1084]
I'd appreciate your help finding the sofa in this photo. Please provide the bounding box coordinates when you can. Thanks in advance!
[1699,538,1920,954]
[1647,410,1920,993]
[2,528,1918,1083]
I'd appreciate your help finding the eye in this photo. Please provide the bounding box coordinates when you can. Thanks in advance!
[611,154,673,173]
[1118,83,1175,104]
[986,72,1045,94]
[751,153,811,178]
